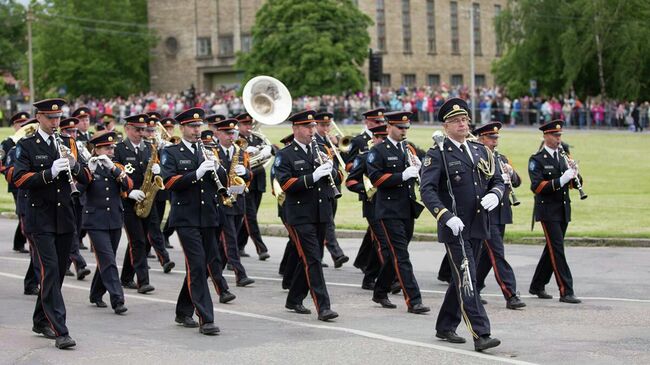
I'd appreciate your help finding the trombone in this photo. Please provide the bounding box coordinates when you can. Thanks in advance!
[330,120,354,153]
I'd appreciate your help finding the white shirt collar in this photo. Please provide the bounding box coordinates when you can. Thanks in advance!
[294,139,309,154]
[220,144,234,157]
[37,127,54,144]
[543,145,558,157]
[448,137,467,150]
[128,138,145,150]
[387,136,402,149]
[181,138,195,151]
[363,128,373,138]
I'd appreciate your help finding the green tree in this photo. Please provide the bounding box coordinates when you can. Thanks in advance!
[493,0,650,100]
[29,0,155,98]
[236,0,373,96]
[0,0,27,75]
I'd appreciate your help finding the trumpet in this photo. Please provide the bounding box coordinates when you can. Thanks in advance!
[311,136,341,198]
[494,149,520,206]
[558,145,587,200]
[196,139,229,197]
[54,132,80,197]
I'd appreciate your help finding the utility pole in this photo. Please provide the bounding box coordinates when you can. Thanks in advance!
[468,6,476,122]
[27,7,35,107]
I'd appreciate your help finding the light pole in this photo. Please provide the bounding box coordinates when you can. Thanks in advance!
[27,6,35,107]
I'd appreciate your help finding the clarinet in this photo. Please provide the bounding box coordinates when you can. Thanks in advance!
[311,136,341,198]
[196,139,229,196]
[53,132,80,197]
[558,145,588,200]
[494,149,520,206]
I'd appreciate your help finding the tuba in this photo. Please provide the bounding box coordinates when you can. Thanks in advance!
[247,130,274,169]
[135,143,164,218]
[242,76,292,125]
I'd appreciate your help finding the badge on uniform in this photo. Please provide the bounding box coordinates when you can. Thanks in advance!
[15,145,21,159]
[124,163,135,174]
[274,155,281,167]
[353,157,360,169]
[368,151,376,164]
[454,175,461,182]
[423,155,432,167]
[529,160,536,171]
[160,152,167,165]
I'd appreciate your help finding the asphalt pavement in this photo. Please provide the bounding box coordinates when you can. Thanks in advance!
[0,218,649,365]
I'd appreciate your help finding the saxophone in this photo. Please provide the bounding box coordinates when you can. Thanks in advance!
[222,143,246,207]
[135,144,165,218]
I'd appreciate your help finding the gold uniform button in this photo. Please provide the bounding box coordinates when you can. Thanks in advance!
[201,189,204,193]
[297,201,300,204]
[318,199,322,203]
[201,201,205,204]
[106,187,110,191]
[477,209,480,213]
[387,197,391,200]
[106,197,110,201]
[57,189,60,193]
[318,188,321,192]
[57,203,61,206]
[107,207,111,211]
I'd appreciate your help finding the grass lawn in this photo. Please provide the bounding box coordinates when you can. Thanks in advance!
[1,124,648,239]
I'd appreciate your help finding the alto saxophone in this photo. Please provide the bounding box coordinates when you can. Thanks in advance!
[135,143,164,218]
[222,143,247,207]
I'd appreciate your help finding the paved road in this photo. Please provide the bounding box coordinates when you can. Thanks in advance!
[0,218,648,365]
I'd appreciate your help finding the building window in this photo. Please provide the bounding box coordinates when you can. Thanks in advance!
[451,74,463,86]
[475,74,486,87]
[197,37,212,57]
[427,74,440,86]
[426,0,436,54]
[401,0,412,54]
[450,1,459,55]
[402,74,416,87]
[376,0,386,52]
[218,35,234,57]
[472,3,482,55]
[381,73,391,87]
[494,4,502,56]
[241,34,252,53]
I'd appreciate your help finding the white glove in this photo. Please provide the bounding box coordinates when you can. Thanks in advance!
[445,216,465,236]
[234,164,246,176]
[88,158,99,173]
[312,162,333,182]
[50,158,69,177]
[196,160,214,179]
[128,189,146,202]
[245,146,259,154]
[501,173,511,185]
[559,168,577,186]
[481,193,500,211]
[98,155,114,170]
[402,166,420,181]
[151,163,161,175]
[260,145,272,158]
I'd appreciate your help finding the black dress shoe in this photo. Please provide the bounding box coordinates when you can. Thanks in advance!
[236,277,255,287]
[219,291,236,304]
[318,309,339,321]
[390,282,402,294]
[408,303,431,314]
[137,284,155,294]
[435,331,466,344]
[79,242,88,250]
[334,255,349,268]
[361,281,375,290]
[55,335,76,349]
[147,252,155,259]
[286,303,311,314]
[258,252,270,261]
[437,276,451,283]
[529,288,553,299]
[92,300,108,308]
[163,261,175,273]
[559,294,582,304]
[121,281,138,290]
[506,295,527,309]
[76,267,91,280]
[372,297,397,309]
[200,323,220,335]
[479,295,488,305]
[321,262,329,268]
[175,315,199,328]
[239,250,250,258]
[32,325,56,339]
[24,287,39,295]
[164,238,173,249]
[114,304,128,314]
[13,247,29,254]
[65,269,74,277]
[474,336,501,351]
[226,263,234,271]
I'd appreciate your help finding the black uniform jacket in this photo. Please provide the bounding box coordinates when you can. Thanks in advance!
[420,138,505,243]
[242,133,267,192]
[13,133,91,234]
[366,139,424,220]
[274,140,341,225]
[345,152,375,219]
[161,142,228,228]
[490,152,521,225]
[343,130,372,171]
[81,164,133,230]
[113,139,155,211]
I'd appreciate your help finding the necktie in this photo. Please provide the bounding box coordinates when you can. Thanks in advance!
[306,144,311,159]
[48,136,56,153]
[553,151,559,164]
[225,148,230,161]
[460,144,473,163]
[191,143,200,160]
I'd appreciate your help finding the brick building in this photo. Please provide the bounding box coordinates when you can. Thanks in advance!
[148,0,506,93]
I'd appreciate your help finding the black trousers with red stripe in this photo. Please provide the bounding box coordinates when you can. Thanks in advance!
[286,223,331,313]
[372,219,422,308]
[144,206,171,267]
[219,215,248,282]
[88,229,125,308]
[12,192,26,251]
[323,199,345,261]
[236,191,268,254]
[22,220,40,292]
[31,232,73,337]
[476,224,518,300]
[436,238,491,338]
[176,227,220,325]
[120,210,151,287]
[530,221,574,297]
[354,222,385,286]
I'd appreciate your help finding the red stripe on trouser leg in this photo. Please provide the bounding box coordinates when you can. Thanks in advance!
[178,235,204,325]
[207,266,221,295]
[483,240,512,298]
[379,220,411,308]
[220,231,240,281]
[289,226,320,314]
[368,225,384,265]
[541,222,566,297]
[147,233,165,266]
[33,243,60,337]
